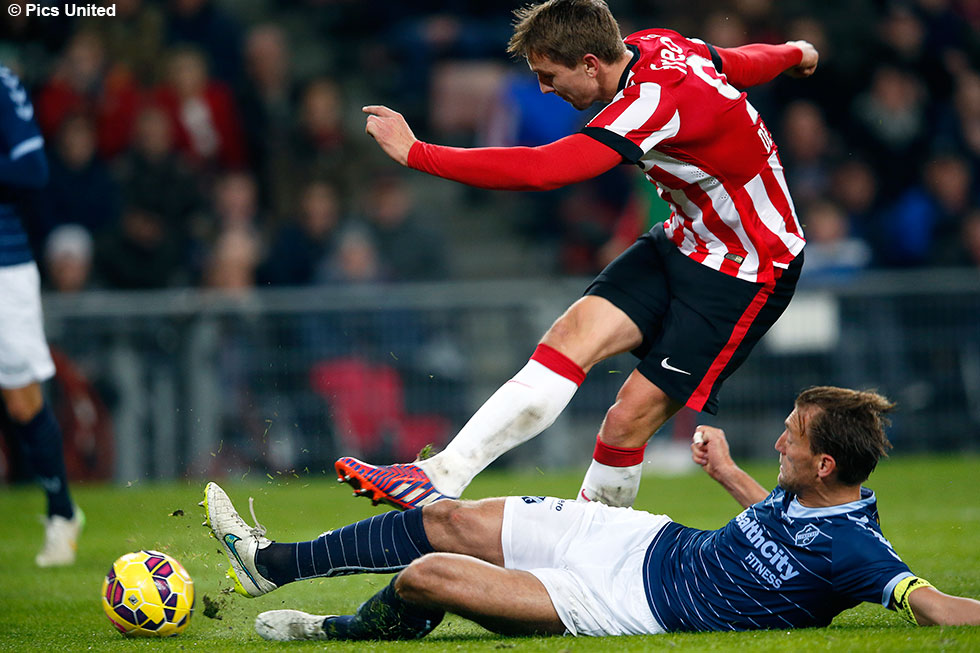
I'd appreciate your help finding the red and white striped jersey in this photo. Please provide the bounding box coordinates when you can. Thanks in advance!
[582,29,805,284]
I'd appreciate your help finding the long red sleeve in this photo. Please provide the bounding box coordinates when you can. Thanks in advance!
[714,43,803,88]
[407,133,623,191]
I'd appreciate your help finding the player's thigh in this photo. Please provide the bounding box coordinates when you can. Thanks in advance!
[578,234,672,360]
[423,498,505,564]
[397,553,564,635]
[0,263,55,389]
[540,295,642,370]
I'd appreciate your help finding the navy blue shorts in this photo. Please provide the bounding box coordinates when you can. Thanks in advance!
[584,229,803,414]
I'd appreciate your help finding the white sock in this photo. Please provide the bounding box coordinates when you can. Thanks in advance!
[418,359,580,497]
[577,459,643,507]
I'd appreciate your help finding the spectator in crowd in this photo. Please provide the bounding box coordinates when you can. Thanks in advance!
[113,105,205,249]
[94,202,182,289]
[164,0,243,86]
[829,158,885,259]
[193,170,266,281]
[34,30,142,159]
[285,77,365,201]
[43,224,94,293]
[319,226,386,286]
[884,152,976,267]
[202,228,260,294]
[238,23,297,216]
[259,180,345,287]
[209,170,264,236]
[872,4,954,104]
[38,113,121,243]
[779,100,835,206]
[82,0,166,83]
[849,65,930,198]
[152,46,247,173]
[362,175,449,282]
[797,200,871,284]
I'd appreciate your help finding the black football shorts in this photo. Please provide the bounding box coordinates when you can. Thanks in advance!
[584,228,803,414]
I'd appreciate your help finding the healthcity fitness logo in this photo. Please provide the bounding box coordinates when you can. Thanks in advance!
[9,2,117,17]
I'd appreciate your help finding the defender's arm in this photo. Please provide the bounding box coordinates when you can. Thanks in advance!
[900,582,980,626]
[691,427,768,508]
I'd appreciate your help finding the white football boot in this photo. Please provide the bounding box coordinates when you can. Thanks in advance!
[201,482,278,597]
[36,506,85,567]
[255,610,334,641]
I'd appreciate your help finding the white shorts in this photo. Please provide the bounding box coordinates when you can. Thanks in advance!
[501,495,671,637]
[0,262,55,388]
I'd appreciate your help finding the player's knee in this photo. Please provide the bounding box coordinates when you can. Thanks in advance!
[395,554,451,603]
[421,499,459,535]
[602,391,671,446]
[2,389,43,423]
[603,399,649,432]
[423,499,476,541]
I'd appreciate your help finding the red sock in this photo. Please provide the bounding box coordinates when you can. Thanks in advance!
[530,344,586,386]
[592,435,646,466]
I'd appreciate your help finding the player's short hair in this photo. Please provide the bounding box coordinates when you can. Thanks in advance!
[507,0,627,68]
[795,386,895,486]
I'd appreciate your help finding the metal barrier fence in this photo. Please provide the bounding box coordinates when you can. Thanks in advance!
[37,269,980,482]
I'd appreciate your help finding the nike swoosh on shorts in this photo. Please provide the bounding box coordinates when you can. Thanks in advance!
[661,357,691,375]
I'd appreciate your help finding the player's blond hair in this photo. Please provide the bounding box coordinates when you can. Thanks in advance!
[507,0,627,68]
[795,386,895,486]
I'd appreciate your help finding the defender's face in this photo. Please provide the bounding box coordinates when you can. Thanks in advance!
[774,405,821,494]
[527,54,598,110]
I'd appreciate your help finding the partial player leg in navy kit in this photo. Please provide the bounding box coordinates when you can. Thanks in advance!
[337,228,802,509]
[0,264,84,567]
[0,62,83,565]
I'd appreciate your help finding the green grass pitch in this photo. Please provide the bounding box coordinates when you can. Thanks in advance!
[1,455,978,652]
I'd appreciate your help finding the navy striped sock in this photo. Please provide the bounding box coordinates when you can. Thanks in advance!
[321,575,443,640]
[255,508,433,586]
[14,404,73,519]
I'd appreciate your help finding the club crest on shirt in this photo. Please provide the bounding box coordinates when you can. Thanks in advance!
[794,523,822,547]
[520,496,546,504]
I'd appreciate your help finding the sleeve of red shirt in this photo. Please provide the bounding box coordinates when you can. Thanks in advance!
[693,41,803,88]
[406,133,623,191]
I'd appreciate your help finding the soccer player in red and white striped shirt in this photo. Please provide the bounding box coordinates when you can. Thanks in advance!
[337,0,820,510]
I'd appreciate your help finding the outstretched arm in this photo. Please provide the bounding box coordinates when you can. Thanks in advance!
[691,427,769,508]
[707,40,818,88]
[363,105,622,191]
[906,585,980,626]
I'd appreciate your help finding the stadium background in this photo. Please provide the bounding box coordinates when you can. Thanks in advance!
[1,0,979,483]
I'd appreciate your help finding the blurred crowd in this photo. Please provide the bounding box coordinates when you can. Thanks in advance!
[3,0,980,295]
